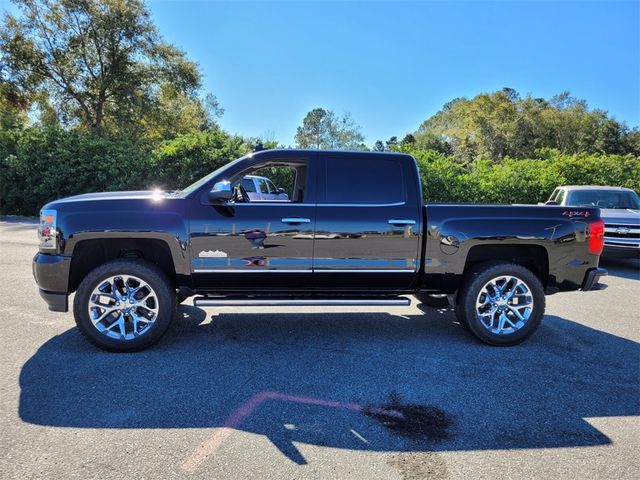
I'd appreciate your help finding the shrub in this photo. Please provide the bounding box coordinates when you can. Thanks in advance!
[1,128,638,216]
[0,127,152,215]
[151,130,249,190]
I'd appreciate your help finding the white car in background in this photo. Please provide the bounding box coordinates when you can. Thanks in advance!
[240,175,289,201]
[544,185,640,258]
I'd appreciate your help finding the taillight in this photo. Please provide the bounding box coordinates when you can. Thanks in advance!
[587,219,605,255]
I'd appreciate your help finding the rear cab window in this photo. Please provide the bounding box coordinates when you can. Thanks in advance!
[323,156,405,204]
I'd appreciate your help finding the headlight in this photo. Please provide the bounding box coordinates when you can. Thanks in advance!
[38,209,57,251]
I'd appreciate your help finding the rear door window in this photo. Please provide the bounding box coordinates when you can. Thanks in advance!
[324,157,404,204]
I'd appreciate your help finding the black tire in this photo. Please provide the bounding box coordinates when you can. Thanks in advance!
[73,259,176,352]
[455,262,545,346]
[453,299,471,332]
[415,293,450,308]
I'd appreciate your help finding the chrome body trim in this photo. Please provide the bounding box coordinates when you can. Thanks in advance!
[194,297,411,307]
[281,217,311,224]
[314,269,416,273]
[388,219,416,225]
[193,269,416,273]
[193,269,312,273]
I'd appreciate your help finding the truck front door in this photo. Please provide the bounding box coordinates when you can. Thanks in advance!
[189,155,317,290]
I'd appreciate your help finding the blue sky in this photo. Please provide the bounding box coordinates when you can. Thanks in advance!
[4,0,639,144]
[145,0,639,145]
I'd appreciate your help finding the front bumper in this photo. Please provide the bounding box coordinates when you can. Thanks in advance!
[581,267,608,291]
[33,253,71,312]
[39,289,68,312]
[603,244,640,258]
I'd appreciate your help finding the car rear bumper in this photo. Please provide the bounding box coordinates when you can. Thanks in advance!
[581,267,608,291]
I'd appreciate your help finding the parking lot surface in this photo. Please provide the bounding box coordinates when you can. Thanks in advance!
[1,218,638,479]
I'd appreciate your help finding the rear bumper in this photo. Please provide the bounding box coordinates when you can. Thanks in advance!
[581,267,608,291]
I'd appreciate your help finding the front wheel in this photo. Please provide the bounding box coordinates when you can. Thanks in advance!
[73,259,176,352]
[455,263,545,346]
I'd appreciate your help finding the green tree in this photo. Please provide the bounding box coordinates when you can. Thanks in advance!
[0,0,215,136]
[295,107,365,150]
[152,130,249,189]
[414,88,633,162]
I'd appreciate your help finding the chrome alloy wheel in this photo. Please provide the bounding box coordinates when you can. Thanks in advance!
[475,275,534,335]
[87,275,159,340]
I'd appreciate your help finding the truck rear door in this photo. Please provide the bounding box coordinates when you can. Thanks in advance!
[312,153,422,289]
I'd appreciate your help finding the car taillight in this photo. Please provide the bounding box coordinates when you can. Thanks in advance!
[587,219,605,255]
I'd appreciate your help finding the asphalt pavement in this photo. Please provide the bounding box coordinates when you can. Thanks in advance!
[0,218,638,479]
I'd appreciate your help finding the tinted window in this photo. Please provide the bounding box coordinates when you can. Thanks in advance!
[325,157,404,204]
[241,178,256,192]
[556,190,565,204]
[566,190,640,209]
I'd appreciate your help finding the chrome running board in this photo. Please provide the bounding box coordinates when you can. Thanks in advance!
[193,296,410,307]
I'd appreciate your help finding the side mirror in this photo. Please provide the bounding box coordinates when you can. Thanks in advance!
[545,200,559,205]
[278,188,286,194]
[208,181,233,203]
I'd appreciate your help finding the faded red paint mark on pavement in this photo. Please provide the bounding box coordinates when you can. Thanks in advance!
[180,391,402,474]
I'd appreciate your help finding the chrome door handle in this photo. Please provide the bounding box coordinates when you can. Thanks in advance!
[388,219,416,225]
[281,217,311,224]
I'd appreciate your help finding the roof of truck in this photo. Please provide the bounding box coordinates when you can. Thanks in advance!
[250,148,413,158]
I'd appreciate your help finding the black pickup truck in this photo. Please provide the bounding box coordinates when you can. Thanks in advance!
[33,149,607,351]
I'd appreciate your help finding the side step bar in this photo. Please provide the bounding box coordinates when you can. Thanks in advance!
[193,296,411,307]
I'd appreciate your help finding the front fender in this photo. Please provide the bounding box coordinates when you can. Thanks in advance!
[59,210,190,276]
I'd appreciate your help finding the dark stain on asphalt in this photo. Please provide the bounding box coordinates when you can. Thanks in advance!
[363,393,454,442]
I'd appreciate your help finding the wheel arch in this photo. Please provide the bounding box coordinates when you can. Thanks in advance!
[68,237,182,293]
[462,244,549,287]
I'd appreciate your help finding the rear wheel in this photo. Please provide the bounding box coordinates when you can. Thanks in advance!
[456,263,545,346]
[73,259,176,352]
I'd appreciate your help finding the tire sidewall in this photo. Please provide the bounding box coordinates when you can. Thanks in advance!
[460,263,545,346]
[73,259,175,352]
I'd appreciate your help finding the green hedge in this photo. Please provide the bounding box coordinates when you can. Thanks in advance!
[1,126,638,216]
[412,148,640,204]
[0,127,249,215]
[0,127,151,215]
[151,130,249,189]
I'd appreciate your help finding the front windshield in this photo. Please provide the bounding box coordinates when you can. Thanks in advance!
[566,190,640,209]
[177,155,248,196]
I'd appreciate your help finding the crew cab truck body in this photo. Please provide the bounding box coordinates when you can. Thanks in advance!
[33,150,607,351]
